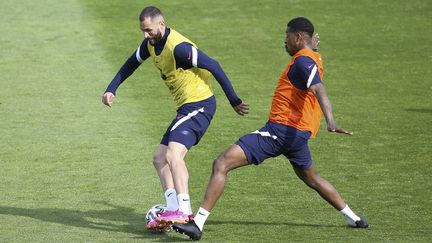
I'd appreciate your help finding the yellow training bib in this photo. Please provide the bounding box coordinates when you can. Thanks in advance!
[147,29,213,107]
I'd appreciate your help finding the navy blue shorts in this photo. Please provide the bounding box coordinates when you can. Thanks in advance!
[236,121,313,169]
[161,96,216,150]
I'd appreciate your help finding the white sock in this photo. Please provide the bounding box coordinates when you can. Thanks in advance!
[194,207,210,231]
[177,193,192,215]
[164,188,178,211]
[340,204,361,224]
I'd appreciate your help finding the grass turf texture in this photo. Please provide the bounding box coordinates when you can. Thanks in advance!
[1,0,431,242]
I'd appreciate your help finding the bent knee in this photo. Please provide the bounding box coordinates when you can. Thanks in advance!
[165,149,186,166]
[153,153,166,167]
[212,156,229,174]
[303,179,319,189]
[305,175,328,190]
[299,171,322,189]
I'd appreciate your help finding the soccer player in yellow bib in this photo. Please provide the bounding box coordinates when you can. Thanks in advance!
[101,6,249,231]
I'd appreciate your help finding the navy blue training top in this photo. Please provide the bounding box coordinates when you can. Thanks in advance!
[105,27,242,107]
[288,55,322,90]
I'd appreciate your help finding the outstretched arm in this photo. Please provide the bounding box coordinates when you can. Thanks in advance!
[200,55,249,116]
[102,40,150,107]
[310,83,353,135]
[102,55,141,107]
[174,43,249,115]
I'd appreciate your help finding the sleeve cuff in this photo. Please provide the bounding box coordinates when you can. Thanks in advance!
[230,98,242,107]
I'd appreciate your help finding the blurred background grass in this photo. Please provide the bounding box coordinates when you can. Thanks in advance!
[0,0,431,242]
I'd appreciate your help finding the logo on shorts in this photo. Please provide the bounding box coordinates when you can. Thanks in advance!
[176,114,185,120]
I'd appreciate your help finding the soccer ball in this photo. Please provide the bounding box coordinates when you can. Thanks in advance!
[145,204,166,224]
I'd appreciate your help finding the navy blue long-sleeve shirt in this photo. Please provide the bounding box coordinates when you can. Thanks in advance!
[105,27,242,107]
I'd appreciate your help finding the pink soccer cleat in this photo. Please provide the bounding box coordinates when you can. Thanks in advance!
[146,218,171,232]
[156,210,190,225]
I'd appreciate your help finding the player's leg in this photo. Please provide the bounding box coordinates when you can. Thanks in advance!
[173,122,282,240]
[155,141,192,225]
[173,144,249,240]
[153,145,191,227]
[153,144,176,205]
[166,141,191,212]
[147,144,178,231]
[154,144,183,212]
[293,164,346,210]
[154,97,217,229]
[163,98,216,214]
[284,132,368,228]
[164,142,189,193]
[202,144,249,211]
[293,165,368,228]
[151,115,192,228]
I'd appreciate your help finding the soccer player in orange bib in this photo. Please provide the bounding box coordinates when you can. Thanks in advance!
[173,17,368,241]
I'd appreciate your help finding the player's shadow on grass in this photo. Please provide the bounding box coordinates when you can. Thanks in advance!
[405,108,432,114]
[207,220,341,228]
[0,202,188,242]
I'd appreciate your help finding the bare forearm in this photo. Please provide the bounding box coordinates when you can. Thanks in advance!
[312,83,336,128]
[310,83,353,135]
[319,92,335,127]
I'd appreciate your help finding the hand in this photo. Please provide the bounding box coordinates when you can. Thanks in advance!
[233,102,249,116]
[327,125,353,136]
[102,92,115,107]
[312,33,320,50]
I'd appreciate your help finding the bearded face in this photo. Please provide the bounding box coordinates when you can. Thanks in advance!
[140,16,165,46]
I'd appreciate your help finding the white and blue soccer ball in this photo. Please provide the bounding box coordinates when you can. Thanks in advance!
[145,204,166,224]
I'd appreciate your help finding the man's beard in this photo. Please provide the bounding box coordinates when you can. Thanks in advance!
[149,31,163,45]
[285,45,293,56]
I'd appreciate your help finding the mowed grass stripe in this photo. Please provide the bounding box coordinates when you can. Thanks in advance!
[0,0,431,242]
[0,0,162,242]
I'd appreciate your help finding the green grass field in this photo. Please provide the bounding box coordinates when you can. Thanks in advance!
[1,0,431,242]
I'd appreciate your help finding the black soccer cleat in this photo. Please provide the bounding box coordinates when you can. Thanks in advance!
[172,220,202,241]
[353,217,369,228]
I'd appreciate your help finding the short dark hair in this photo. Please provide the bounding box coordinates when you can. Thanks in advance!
[139,6,163,21]
[287,17,314,37]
